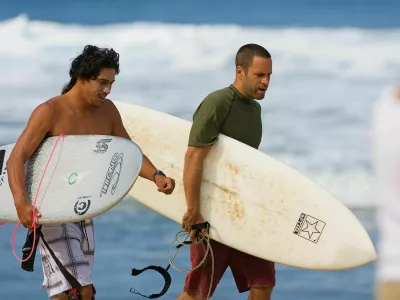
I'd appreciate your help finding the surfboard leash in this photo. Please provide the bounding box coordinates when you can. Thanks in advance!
[130,221,214,299]
[11,133,65,263]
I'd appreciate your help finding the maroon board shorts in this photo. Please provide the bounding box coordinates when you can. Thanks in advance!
[183,239,276,298]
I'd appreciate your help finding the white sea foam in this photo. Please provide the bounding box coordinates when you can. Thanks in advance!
[1,15,399,207]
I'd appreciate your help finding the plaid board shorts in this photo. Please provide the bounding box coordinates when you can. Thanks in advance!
[38,219,95,299]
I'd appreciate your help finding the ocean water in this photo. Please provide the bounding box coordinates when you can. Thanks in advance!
[0,203,377,300]
[0,1,399,299]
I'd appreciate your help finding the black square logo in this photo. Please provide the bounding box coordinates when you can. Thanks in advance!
[293,213,326,244]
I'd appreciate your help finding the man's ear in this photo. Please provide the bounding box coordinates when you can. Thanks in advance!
[236,66,245,80]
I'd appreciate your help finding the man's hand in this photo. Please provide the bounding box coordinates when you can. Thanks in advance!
[16,202,41,228]
[182,209,207,240]
[155,175,175,195]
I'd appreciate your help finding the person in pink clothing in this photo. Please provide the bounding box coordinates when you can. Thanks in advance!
[372,82,400,300]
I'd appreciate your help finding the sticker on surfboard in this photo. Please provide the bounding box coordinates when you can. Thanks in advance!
[74,195,92,216]
[293,213,326,244]
[99,152,123,197]
[0,149,7,187]
[94,138,112,154]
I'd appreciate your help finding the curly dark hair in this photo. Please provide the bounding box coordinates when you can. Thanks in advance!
[61,45,120,94]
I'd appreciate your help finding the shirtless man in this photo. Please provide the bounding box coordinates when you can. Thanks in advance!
[6,45,175,300]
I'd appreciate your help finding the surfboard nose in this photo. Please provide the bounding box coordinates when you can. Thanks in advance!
[338,234,376,269]
[328,212,377,270]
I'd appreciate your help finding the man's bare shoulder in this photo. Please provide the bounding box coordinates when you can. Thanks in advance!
[34,95,71,114]
[30,97,57,117]
[104,98,118,109]
[103,99,130,138]
[29,95,71,126]
[45,95,68,108]
[103,99,121,117]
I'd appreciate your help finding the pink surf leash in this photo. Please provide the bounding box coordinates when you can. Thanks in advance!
[11,133,64,262]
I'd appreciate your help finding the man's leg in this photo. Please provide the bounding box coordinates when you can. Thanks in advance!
[78,220,96,300]
[38,221,95,300]
[177,240,229,300]
[50,292,68,300]
[375,281,400,300]
[178,288,274,300]
[78,284,94,300]
[177,292,203,300]
[229,248,275,300]
[47,285,94,300]
[248,287,273,300]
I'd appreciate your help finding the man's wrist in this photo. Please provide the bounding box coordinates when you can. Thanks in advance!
[187,205,200,213]
[152,169,166,182]
[14,197,27,209]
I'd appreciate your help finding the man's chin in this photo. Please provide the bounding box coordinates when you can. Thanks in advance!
[254,93,266,100]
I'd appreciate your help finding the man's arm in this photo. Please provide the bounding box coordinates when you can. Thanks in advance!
[7,103,54,227]
[181,94,229,236]
[183,146,212,213]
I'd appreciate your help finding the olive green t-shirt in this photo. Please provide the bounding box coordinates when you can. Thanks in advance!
[188,84,262,149]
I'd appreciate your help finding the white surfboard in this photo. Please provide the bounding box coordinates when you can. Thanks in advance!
[114,101,376,271]
[0,135,142,224]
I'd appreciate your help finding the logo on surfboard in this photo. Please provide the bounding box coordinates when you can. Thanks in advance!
[74,196,92,216]
[100,152,123,197]
[0,149,7,187]
[293,213,326,244]
[64,172,89,185]
[68,172,78,185]
[94,138,112,154]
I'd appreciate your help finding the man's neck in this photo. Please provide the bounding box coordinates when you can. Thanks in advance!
[232,80,252,100]
[65,87,95,113]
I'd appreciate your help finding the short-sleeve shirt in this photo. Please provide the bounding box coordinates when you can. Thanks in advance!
[188,84,262,149]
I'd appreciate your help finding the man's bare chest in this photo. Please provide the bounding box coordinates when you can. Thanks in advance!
[50,113,113,136]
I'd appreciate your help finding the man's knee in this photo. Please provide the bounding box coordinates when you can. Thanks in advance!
[177,291,205,300]
[50,293,69,300]
[248,286,274,300]
[79,284,94,300]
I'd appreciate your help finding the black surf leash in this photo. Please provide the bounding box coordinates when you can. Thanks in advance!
[130,221,211,299]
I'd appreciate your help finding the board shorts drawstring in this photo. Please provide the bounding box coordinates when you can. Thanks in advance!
[80,221,90,251]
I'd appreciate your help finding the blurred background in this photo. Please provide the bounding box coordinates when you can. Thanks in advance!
[0,0,399,299]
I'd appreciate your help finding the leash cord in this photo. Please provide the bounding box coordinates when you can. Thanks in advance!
[11,133,64,262]
[167,229,214,300]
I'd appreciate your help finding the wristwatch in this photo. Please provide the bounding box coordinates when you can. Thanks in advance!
[152,169,166,182]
